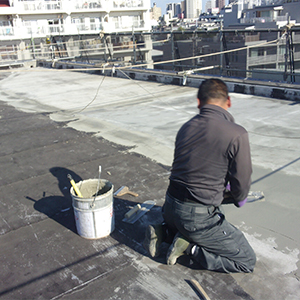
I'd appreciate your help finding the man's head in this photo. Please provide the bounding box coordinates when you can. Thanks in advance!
[197,78,231,110]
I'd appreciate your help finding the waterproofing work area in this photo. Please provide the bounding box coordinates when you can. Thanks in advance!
[0,68,300,299]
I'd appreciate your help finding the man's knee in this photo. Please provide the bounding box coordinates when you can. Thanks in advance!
[239,244,256,273]
[247,247,256,272]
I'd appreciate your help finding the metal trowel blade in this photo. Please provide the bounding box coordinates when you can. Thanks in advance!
[122,200,156,224]
[247,191,265,203]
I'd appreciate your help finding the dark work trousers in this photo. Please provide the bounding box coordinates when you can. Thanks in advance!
[162,192,256,273]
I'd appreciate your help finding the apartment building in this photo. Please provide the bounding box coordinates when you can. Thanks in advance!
[185,0,202,18]
[223,0,300,81]
[0,0,153,66]
[150,3,162,21]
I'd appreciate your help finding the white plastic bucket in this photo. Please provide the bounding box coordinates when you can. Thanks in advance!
[70,179,114,239]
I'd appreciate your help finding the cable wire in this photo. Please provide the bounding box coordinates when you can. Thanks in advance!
[74,74,106,114]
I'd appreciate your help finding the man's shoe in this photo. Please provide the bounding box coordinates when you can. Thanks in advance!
[166,233,190,265]
[143,224,164,257]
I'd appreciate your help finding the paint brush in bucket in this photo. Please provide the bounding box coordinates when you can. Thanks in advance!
[68,174,83,198]
[91,166,102,208]
[92,166,102,197]
[96,165,102,195]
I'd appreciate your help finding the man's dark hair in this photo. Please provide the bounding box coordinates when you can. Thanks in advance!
[197,79,229,105]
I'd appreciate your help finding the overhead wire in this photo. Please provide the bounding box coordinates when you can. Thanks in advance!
[0,38,279,74]
[67,37,300,140]
[2,37,299,140]
[74,73,106,114]
[56,38,280,113]
[0,38,280,115]
[117,68,190,115]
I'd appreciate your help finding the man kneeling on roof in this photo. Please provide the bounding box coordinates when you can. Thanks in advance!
[144,78,256,273]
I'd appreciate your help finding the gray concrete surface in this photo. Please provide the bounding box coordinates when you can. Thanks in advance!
[0,68,300,299]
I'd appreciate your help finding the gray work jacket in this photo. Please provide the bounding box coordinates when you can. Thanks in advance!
[169,104,252,207]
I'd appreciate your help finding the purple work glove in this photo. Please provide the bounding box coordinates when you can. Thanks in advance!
[224,184,247,207]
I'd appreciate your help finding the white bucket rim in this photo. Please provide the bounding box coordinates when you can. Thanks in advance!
[70,178,113,201]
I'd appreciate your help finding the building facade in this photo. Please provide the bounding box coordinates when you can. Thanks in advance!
[0,0,151,40]
[0,0,153,67]
[186,0,202,18]
[223,0,300,81]
[150,3,162,21]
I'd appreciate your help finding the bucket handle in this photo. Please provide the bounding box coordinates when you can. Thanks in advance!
[90,166,102,208]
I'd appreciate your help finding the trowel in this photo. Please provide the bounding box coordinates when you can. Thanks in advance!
[122,200,156,224]
[247,191,265,202]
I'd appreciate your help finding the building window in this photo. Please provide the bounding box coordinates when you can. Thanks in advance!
[250,48,264,57]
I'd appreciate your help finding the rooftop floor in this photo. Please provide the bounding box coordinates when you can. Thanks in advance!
[0,68,300,299]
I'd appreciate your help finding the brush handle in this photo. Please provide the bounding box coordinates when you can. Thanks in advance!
[190,279,211,300]
[127,191,139,197]
[67,174,83,198]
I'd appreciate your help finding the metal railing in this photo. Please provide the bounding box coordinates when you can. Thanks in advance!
[112,0,145,8]
[0,19,148,39]
[11,0,146,11]
[113,20,144,30]
[13,0,62,11]
[0,29,299,84]
[0,26,14,36]
[0,45,18,61]
[48,25,64,34]
[240,15,288,24]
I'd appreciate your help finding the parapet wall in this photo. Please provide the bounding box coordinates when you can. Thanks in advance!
[37,59,300,102]
[116,68,300,102]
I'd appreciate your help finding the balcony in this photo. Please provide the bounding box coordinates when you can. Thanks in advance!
[247,51,300,66]
[72,22,102,33]
[48,24,64,34]
[293,33,300,43]
[0,45,18,60]
[248,53,279,66]
[245,34,260,43]
[13,0,62,11]
[112,20,145,31]
[0,26,14,36]
[74,0,102,10]
[0,18,147,38]
[20,24,64,36]
[73,0,146,11]
[73,0,144,10]
[240,15,288,24]
[11,0,147,12]
[113,0,145,9]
